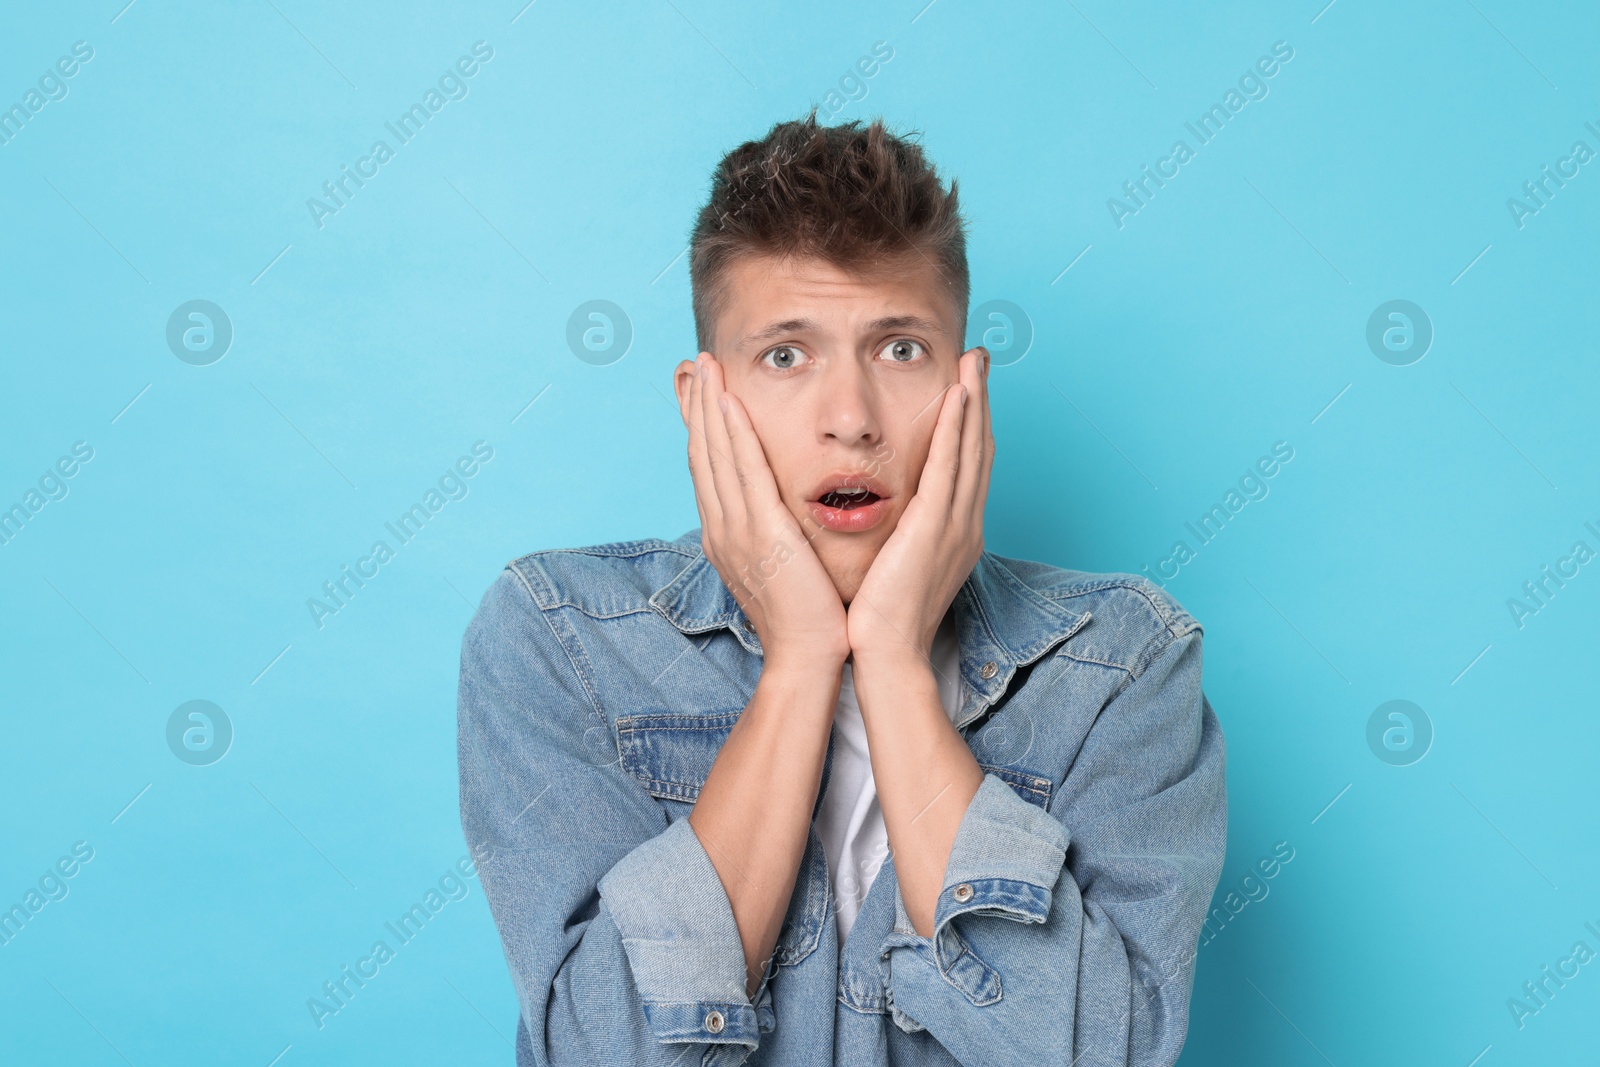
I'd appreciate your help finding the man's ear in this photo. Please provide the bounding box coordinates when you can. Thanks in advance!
[672,356,704,426]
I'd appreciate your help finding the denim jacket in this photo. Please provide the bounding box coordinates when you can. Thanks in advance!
[457,528,1227,1067]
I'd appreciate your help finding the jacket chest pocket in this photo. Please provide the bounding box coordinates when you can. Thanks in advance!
[619,709,1055,812]
[614,710,741,803]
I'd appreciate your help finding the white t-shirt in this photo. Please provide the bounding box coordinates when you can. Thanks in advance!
[815,611,963,949]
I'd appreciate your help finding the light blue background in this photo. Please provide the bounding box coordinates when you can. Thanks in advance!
[3,1,1597,1064]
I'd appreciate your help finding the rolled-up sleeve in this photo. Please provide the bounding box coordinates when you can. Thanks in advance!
[458,565,775,1067]
[876,626,1227,1067]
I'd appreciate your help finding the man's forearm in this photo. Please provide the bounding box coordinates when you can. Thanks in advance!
[851,651,985,938]
[688,655,842,998]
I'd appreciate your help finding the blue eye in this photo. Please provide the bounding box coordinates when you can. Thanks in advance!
[881,339,926,363]
[760,345,807,370]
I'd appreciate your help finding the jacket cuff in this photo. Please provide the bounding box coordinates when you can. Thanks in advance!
[880,771,1070,1008]
[598,817,775,1054]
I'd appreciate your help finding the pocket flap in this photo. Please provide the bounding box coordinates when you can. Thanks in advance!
[615,710,741,802]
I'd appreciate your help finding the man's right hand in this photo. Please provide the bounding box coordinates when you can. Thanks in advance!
[678,351,850,999]
[681,351,851,674]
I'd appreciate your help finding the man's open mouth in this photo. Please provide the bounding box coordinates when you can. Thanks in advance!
[807,473,892,532]
[817,487,881,511]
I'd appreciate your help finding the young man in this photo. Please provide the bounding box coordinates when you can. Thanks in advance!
[458,112,1226,1067]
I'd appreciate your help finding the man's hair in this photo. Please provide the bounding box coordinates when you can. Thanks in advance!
[688,109,970,354]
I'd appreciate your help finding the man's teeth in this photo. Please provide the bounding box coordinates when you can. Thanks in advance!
[821,486,876,509]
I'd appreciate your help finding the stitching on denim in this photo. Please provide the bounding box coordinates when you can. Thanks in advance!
[617,716,742,733]
[978,764,1052,807]
[978,554,1086,663]
[542,606,614,736]
[510,543,697,620]
[1038,571,1201,640]
[1126,627,1197,684]
[1053,647,1137,679]
[559,603,665,622]
[616,713,743,799]
[512,539,695,564]
[499,564,611,735]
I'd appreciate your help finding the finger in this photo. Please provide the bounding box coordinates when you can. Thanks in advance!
[685,353,724,530]
[699,356,747,528]
[719,390,791,530]
[683,358,711,531]
[953,347,990,516]
[914,379,966,514]
[974,348,994,522]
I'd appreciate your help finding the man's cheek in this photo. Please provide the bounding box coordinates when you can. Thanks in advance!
[863,440,896,480]
[902,420,944,493]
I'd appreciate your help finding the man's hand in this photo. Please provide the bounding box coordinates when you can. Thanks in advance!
[847,346,993,662]
[845,345,992,937]
[682,351,852,672]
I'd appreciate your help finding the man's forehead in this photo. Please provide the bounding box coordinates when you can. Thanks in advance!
[718,253,960,350]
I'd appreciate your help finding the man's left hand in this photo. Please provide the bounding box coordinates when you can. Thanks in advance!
[846,345,993,663]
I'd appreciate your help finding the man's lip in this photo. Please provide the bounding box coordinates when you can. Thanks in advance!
[806,471,892,502]
[809,496,889,533]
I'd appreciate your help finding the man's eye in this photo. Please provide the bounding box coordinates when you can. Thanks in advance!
[880,338,927,363]
[760,345,807,370]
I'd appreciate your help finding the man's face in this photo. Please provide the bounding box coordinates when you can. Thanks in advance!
[674,252,970,604]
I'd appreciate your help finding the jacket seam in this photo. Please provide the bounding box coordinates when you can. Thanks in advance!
[1120,580,1202,642]
[548,603,663,622]
[1037,574,1200,640]
[1053,648,1138,679]
[510,547,694,620]
[1050,600,1199,683]
[503,562,613,736]
[510,540,696,565]
[1127,627,1197,683]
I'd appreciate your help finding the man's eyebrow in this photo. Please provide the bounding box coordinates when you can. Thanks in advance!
[736,318,816,350]
[734,314,947,351]
[864,315,947,336]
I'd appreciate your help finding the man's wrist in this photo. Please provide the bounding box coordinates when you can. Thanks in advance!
[759,646,849,693]
[848,646,939,690]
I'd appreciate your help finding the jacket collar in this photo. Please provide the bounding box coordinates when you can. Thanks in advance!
[648,528,1092,729]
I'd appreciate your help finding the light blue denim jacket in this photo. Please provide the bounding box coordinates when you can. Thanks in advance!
[457,528,1226,1066]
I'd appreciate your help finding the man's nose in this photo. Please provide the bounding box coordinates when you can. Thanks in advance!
[817,357,881,445]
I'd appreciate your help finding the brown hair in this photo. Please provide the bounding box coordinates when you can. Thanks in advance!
[688,109,969,354]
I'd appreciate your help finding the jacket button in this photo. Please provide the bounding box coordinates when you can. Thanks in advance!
[954,882,974,902]
[979,661,998,679]
[742,617,755,632]
[705,1009,725,1034]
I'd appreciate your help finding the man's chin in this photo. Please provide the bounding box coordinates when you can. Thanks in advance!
[814,543,877,607]
[787,503,897,603]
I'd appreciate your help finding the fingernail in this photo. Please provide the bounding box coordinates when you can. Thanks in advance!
[718,394,729,414]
